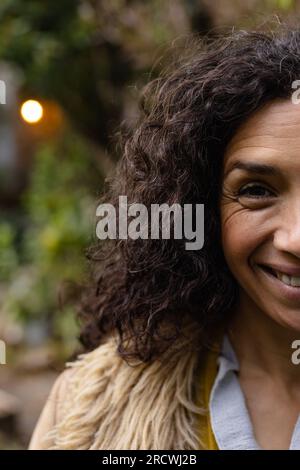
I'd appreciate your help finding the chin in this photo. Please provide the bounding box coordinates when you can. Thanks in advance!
[267,307,300,339]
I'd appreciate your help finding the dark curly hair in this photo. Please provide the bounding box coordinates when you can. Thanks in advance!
[78,24,300,365]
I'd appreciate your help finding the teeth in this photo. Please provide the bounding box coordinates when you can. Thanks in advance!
[275,271,300,287]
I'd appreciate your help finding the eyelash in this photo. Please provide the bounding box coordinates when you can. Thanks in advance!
[237,182,275,199]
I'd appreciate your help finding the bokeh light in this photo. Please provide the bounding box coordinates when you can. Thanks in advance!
[20,99,43,124]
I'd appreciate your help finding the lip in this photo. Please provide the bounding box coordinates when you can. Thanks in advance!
[255,263,300,303]
[257,263,300,277]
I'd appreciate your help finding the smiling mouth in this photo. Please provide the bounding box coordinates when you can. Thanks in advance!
[257,264,300,288]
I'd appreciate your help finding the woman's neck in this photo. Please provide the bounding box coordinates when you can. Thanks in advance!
[226,292,300,389]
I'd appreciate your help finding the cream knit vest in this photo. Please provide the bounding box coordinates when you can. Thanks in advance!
[45,318,210,450]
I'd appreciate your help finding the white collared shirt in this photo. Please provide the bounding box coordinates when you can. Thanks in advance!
[209,334,300,450]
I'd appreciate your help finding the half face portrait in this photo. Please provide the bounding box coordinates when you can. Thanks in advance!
[2,5,300,453]
[221,98,300,333]
[28,29,300,451]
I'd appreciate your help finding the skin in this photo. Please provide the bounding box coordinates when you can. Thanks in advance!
[220,98,300,450]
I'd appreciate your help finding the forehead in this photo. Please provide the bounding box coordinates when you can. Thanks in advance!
[223,98,300,169]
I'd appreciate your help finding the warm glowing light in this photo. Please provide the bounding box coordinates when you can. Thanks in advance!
[20,99,43,124]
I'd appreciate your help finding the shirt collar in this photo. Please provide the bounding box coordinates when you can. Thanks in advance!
[209,333,300,450]
[209,333,261,450]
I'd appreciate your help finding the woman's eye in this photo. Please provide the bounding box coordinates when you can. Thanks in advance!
[237,183,274,198]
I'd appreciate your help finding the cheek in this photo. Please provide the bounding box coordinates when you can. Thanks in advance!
[220,207,264,274]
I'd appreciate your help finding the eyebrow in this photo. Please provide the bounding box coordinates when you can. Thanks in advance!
[224,160,281,178]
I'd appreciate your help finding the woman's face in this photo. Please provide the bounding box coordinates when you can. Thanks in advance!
[220,98,300,332]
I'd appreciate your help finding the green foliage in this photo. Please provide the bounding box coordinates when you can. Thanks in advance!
[22,133,98,272]
[0,222,18,281]
[0,0,203,151]
[2,132,102,345]
[273,0,295,10]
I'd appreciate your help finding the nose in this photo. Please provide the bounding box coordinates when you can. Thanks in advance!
[273,200,300,259]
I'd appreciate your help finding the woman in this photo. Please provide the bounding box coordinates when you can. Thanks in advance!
[29,26,300,450]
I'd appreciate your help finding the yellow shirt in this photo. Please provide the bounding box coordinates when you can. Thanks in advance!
[198,342,221,450]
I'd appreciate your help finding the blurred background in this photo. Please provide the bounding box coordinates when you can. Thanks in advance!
[0,0,298,450]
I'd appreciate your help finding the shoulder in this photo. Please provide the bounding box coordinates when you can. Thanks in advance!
[28,338,118,450]
[28,368,75,450]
